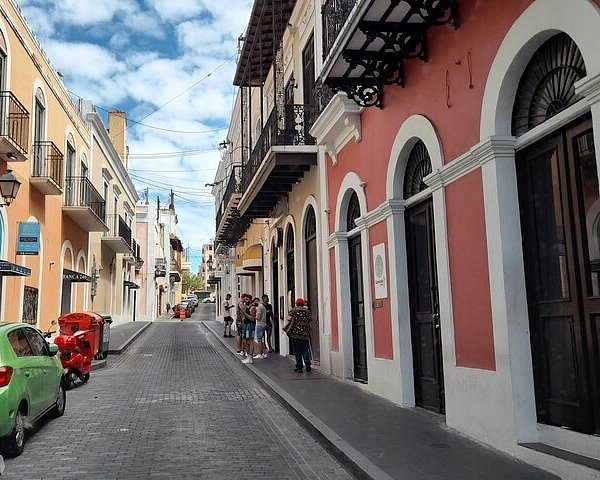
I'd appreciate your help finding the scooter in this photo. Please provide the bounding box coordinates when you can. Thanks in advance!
[54,329,93,389]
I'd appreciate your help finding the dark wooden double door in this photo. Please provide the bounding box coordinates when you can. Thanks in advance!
[405,200,445,413]
[349,235,368,382]
[517,118,600,434]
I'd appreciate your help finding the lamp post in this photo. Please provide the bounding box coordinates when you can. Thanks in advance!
[0,170,21,206]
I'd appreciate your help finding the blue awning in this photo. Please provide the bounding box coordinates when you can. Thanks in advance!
[0,260,31,277]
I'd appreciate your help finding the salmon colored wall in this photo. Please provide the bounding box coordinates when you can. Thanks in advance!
[445,170,496,369]
[369,221,393,359]
[137,222,149,316]
[330,249,339,351]
[325,1,545,371]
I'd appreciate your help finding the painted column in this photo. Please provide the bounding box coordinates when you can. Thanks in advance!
[479,136,538,447]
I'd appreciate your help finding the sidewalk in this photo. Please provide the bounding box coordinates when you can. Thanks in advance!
[107,320,152,354]
[203,320,558,480]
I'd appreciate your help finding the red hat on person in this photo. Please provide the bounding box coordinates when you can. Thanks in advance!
[295,298,305,306]
[241,293,250,299]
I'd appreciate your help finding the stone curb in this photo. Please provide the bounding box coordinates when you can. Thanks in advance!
[90,359,107,371]
[108,322,153,355]
[202,321,395,480]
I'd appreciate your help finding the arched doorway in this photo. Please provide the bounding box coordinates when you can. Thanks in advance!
[271,238,280,353]
[285,225,295,309]
[347,191,367,382]
[514,33,599,434]
[404,140,444,413]
[304,205,319,362]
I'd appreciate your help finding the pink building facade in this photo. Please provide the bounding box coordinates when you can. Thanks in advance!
[311,0,600,476]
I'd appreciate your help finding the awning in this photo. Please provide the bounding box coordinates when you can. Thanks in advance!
[0,260,31,277]
[235,258,254,276]
[124,280,140,289]
[207,275,221,285]
[63,269,92,282]
[241,244,263,271]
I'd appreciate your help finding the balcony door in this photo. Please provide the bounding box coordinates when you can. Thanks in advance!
[272,239,280,353]
[33,98,45,176]
[65,142,75,204]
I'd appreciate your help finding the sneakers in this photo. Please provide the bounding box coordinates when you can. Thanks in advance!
[306,366,312,372]
[294,367,303,372]
[236,351,245,356]
[253,354,263,359]
[242,356,254,364]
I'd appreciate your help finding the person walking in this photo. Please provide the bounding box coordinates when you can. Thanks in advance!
[235,294,249,355]
[223,294,234,338]
[283,298,312,372]
[242,296,256,364]
[262,294,274,352]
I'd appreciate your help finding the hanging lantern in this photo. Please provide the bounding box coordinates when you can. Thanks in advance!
[0,170,21,206]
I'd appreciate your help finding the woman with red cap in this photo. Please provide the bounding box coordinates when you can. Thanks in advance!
[283,298,312,372]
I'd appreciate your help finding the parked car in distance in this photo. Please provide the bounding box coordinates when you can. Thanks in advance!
[0,322,66,456]
[172,302,192,318]
[202,297,213,304]
[186,295,199,308]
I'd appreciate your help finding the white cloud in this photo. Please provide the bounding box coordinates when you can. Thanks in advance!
[16,0,253,269]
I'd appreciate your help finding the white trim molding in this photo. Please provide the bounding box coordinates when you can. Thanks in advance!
[309,93,363,165]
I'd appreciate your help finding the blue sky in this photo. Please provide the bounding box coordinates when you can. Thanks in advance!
[17,0,253,271]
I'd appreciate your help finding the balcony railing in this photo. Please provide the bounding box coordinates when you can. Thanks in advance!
[0,91,29,155]
[216,165,242,228]
[105,214,132,247]
[242,104,316,192]
[32,141,63,188]
[322,0,359,59]
[64,176,106,220]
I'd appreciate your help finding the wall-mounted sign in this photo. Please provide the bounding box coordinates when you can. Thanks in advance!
[17,222,41,256]
[373,243,387,299]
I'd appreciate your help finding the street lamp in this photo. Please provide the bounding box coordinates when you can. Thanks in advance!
[0,170,21,206]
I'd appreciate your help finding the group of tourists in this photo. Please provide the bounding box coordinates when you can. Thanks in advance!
[221,293,312,372]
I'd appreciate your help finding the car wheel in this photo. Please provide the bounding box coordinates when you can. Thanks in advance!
[2,406,26,457]
[51,382,66,418]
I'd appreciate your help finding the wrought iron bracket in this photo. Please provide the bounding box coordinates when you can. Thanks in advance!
[326,77,383,109]
[358,22,428,61]
[343,50,405,86]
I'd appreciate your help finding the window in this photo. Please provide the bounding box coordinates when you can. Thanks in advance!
[302,33,315,104]
[305,206,316,241]
[512,33,586,136]
[8,329,33,356]
[403,140,432,200]
[22,286,38,325]
[346,192,361,232]
[286,225,295,302]
[24,328,48,356]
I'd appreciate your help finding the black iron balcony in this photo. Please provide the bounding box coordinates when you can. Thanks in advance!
[103,214,133,253]
[322,0,359,60]
[0,91,29,162]
[320,0,458,108]
[242,104,316,192]
[31,141,63,195]
[62,177,108,232]
[216,165,242,231]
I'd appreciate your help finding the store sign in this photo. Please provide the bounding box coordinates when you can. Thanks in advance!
[372,243,387,299]
[16,222,41,255]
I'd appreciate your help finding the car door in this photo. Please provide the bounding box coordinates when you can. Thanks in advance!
[23,328,59,413]
[6,328,44,418]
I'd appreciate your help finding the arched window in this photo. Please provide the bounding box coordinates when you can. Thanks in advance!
[403,140,432,200]
[346,191,361,232]
[512,33,586,136]
[286,225,295,303]
[304,206,316,241]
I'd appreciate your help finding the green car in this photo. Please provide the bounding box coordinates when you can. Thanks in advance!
[0,323,66,456]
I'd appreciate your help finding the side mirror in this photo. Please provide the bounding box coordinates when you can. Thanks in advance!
[48,344,59,357]
[51,320,57,326]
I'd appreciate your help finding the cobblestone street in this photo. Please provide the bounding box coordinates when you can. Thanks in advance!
[2,306,352,480]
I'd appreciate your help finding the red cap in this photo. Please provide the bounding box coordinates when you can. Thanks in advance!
[241,293,250,299]
[295,298,305,306]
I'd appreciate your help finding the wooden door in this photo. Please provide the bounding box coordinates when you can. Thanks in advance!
[405,199,444,413]
[306,236,320,361]
[349,235,367,382]
[517,117,600,434]
[272,259,280,353]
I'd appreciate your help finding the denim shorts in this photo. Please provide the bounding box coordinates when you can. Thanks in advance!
[244,322,256,340]
[236,321,244,336]
[255,325,267,342]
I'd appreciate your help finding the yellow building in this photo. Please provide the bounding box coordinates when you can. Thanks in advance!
[0,1,139,330]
